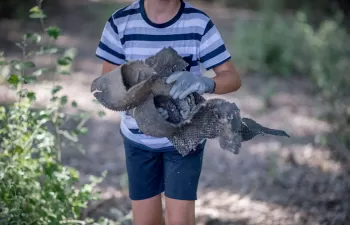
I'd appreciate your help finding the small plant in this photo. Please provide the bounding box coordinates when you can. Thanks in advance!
[0,1,109,224]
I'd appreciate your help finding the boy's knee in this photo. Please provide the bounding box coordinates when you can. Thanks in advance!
[165,198,195,225]
[167,217,191,225]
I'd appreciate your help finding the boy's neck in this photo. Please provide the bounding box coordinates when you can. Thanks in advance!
[143,0,182,24]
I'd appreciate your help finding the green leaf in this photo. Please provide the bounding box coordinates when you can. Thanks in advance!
[51,85,62,95]
[23,75,37,84]
[0,106,6,116]
[46,26,61,40]
[23,33,41,44]
[60,96,68,105]
[71,101,78,108]
[29,7,46,19]
[29,12,46,19]
[77,127,88,135]
[10,60,36,70]
[14,145,24,154]
[81,127,88,134]
[22,61,36,69]
[11,60,22,70]
[37,46,59,55]
[7,74,20,87]
[50,96,58,102]
[29,6,41,13]
[45,47,59,54]
[26,92,36,101]
[57,56,72,66]
[33,68,49,76]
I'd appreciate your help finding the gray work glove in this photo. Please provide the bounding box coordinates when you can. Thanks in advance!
[166,71,215,100]
[157,107,169,120]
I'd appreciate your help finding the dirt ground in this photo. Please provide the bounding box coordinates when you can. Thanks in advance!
[0,1,349,224]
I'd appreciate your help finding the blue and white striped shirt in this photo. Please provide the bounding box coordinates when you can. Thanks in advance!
[96,0,231,151]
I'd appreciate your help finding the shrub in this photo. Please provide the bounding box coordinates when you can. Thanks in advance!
[0,1,111,224]
[232,9,350,149]
[0,99,103,224]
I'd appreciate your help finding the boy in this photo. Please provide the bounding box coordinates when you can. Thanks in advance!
[95,0,241,224]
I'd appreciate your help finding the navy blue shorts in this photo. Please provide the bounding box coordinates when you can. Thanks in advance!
[123,138,205,201]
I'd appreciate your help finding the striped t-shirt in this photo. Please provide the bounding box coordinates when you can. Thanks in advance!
[95,0,231,151]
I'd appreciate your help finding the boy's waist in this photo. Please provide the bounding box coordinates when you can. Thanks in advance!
[120,111,139,129]
[120,111,170,138]
[119,118,175,149]
[119,112,206,149]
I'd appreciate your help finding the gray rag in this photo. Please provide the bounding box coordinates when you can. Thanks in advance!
[91,47,290,156]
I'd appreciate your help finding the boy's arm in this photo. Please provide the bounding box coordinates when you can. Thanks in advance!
[101,61,119,75]
[200,20,241,94]
[212,60,241,94]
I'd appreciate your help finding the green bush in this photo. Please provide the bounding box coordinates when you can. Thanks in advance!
[232,9,350,149]
[0,100,103,224]
[232,14,310,76]
[0,2,116,224]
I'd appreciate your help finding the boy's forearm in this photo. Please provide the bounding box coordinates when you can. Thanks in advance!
[212,66,241,95]
[101,61,120,75]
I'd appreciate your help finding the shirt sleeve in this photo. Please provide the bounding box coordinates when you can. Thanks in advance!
[199,19,231,70]
[95,16,126,65]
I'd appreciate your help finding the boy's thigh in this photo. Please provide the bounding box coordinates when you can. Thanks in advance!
[163,143,205,201]
[123,140,165,201]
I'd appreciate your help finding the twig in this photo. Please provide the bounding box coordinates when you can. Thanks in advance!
[36,0,46,33]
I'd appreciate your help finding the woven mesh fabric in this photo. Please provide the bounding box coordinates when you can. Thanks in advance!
[168,98,242,155]
[91,47,290,156]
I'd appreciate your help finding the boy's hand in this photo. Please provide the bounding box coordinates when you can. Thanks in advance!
[166,71,215,99]
[157,107,169,120]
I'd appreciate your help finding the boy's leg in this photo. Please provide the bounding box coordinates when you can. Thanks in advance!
[163,143,205,225]
[123,140,165,225]
[131,195,163,225]
[164,198,195,225]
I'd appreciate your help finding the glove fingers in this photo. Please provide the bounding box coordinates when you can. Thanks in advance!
[172,88,182,99]
[178,83,200,99]
[171,79,189,99]
[173,85,188,99]
[166,71,183,84]
[169,79,183,96]
[167,71,205,99]
[169,85,178,97]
